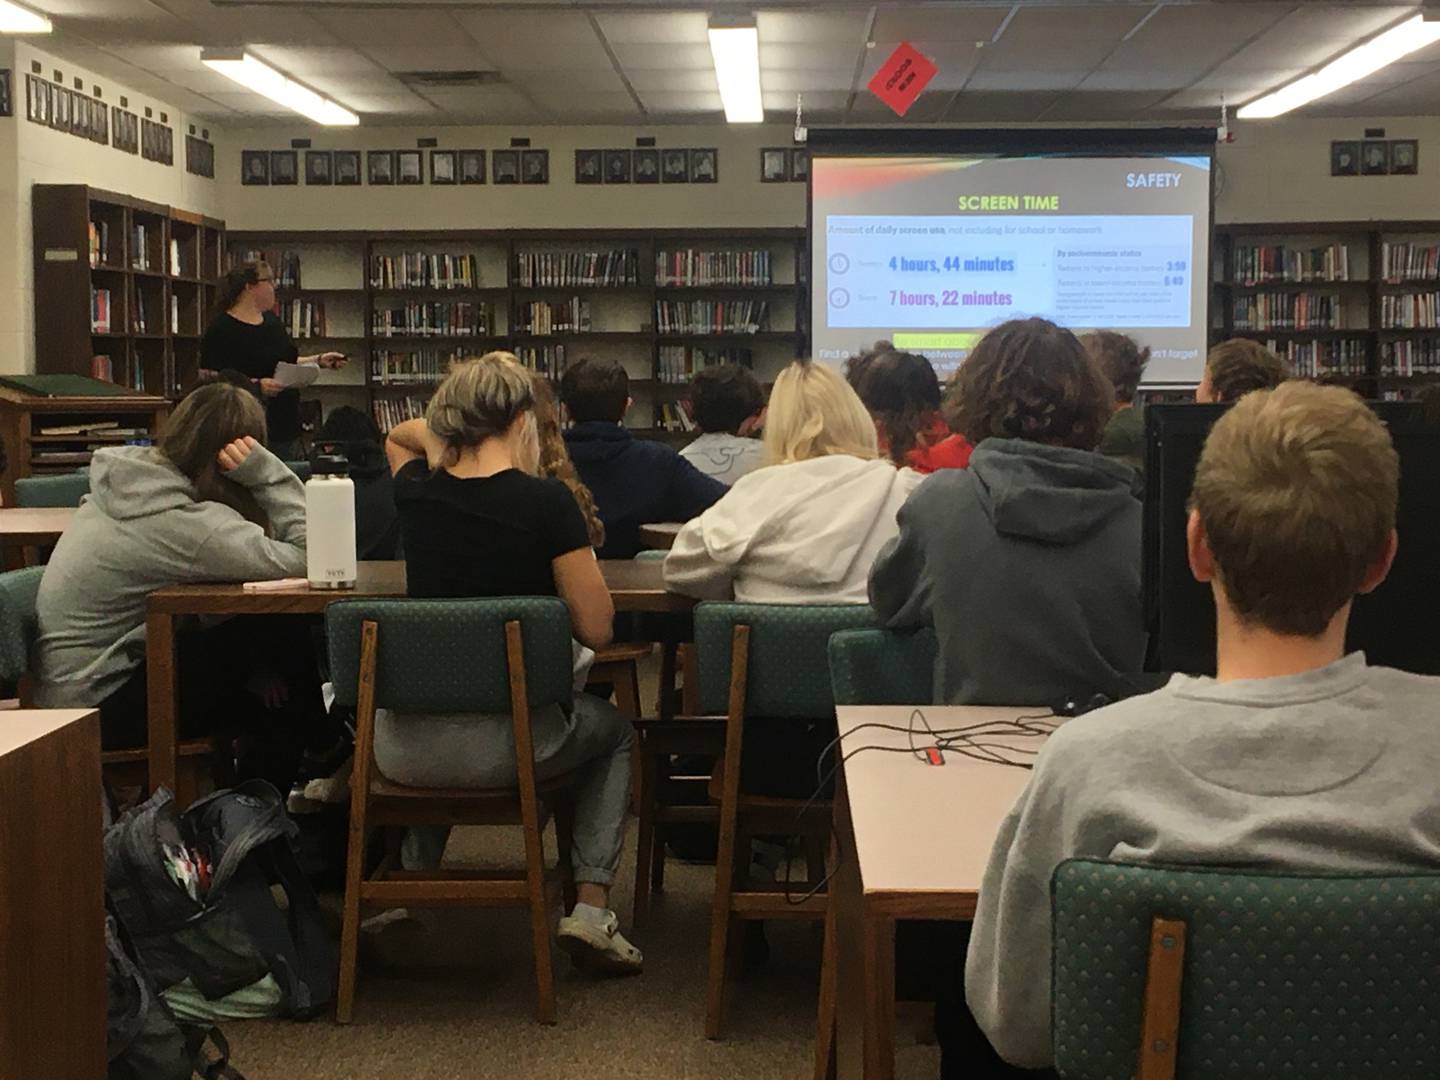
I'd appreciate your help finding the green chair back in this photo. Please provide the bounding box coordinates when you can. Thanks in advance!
[15,472,89,507]
[634,550,666,562]
[326,597,574,714]
[1052,858,1440,1079]
[694,602,874,716]
[284,460,312,482]
[827,627,937,705]
[0,566,45,682]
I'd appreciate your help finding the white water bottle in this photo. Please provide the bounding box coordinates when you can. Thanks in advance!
[305,454,357,589]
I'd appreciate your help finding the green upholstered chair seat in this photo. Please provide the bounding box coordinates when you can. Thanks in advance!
[827,626,937,706]
[15,471,90,508]
[0,566,45,682]
[326,597,574,714]
[1052,858,1440,1080]
[693,602,875,717]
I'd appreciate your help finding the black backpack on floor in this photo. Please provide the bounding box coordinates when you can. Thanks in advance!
[104,781,336,1027]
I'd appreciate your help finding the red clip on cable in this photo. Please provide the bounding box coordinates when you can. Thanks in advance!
[924,746,945,766]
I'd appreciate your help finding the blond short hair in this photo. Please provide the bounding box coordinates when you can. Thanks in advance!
[1190,381,1398,636]
[426,352,535,467]
[763,360,878,465]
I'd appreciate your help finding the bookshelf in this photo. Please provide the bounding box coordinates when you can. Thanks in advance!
[225,228,807,442]
[32,185,225,398]
[1212,222,1440,399]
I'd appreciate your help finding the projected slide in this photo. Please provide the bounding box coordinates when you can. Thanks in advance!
[811,155,1213,386]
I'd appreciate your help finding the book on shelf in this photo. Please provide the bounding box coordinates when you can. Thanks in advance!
[1381,242,1440,282]
[90,287,112,333]
[1381,292,1440,329]
[38,420,119,436]
[517,298,590,335]
[132,288,150,334]
[231,249,301,288]
[88,220,110,267]
[1261,338,1369,379]
[90,355,113,382]
[514,250,639,288]
[1231,293,1342,331]
[370,253,479,291]
[169,238,182,276]
[514,344,566,379]
[279,299,328,338]
[656,249,773,287]
[1381,339,1440,376]
[32,451,95,465]
[130,223,151,271]
[1230,243,1351,284]
[372,301,489,337]
[656,401,696,433]
[372,395,430,432]
[658,345,754,383]
[370,348,466,385]
[655,299,769,335]
[170,295,180,335]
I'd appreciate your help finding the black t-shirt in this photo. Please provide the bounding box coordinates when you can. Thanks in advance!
[200,312,302,444]
[393,460,592,599]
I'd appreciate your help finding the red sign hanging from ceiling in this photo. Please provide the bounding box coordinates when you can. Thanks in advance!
[867,42,938,117]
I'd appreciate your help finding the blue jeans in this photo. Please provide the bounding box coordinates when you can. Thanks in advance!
[373,693,633,886]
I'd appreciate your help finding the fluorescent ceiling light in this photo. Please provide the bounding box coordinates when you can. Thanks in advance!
[708,16,763,123]
[0,0,52,33]
[1238,14,1440,119]
[201,49,358,126]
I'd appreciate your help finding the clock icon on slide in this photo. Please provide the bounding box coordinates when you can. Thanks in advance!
[828,253,851,275]
[829,288,851,310]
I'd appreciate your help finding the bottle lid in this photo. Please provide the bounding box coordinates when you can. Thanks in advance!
[311,453,350,477]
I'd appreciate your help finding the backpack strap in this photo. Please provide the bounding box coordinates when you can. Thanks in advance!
[189,1023,246,1080]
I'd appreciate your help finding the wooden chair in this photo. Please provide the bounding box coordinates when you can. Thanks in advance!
[587,641,650,721]
[325,596,580,1026]
[694,601,877,1039]
[0,565,218,798]
[826,627,938,706]
[1051,859,1440,1080]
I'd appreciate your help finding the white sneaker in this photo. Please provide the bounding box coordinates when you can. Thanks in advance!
[557,908,644,974]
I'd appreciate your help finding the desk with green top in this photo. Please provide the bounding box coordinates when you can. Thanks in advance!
[144,559,694,800]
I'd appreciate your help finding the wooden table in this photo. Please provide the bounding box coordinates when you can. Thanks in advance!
[638,522,682,550]
[0,506,76,566]
[0,709,105,1079]
[144,559,692,797]
[815,705,1053,1080]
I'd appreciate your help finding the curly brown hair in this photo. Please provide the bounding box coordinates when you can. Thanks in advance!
[1079,330,1151,405]
[944,318,1113,451]
[530,372,605,548]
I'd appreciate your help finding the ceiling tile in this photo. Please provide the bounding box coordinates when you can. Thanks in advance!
[965,68,1091,93]
[525,88,639,116]
[625,68,721,93]
[508,69,628,95]
[870,6,1011,43]
[450,10,611,69]
[976,4,1146,75]
[756,10,870,45]
[593,11,709,44]
[361,45,496,73]
[635,89,723,115]
[310,9,470,47]
[1208,4,1415,72]
[609,43,714,71]
[1039,90,1170,122]
[763,68,856,94]
[247,46,387,79]
[946,90,1065,123]
[760,43,860,72]
[849,89,951,122]
[766,89,848,116]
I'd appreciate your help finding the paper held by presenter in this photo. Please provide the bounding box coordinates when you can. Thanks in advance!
[273,361,321,390]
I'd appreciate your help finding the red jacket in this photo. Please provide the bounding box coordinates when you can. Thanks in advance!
[878,417,973,473]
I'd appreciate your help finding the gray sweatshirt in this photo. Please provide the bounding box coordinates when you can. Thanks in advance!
[966,655,1440,1069]
[868,438,1145,705]
[35,444,307,709]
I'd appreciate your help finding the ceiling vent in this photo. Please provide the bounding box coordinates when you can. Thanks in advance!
[395,70,506,89]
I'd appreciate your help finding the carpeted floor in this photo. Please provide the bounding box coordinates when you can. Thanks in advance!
[228,819,941,1079]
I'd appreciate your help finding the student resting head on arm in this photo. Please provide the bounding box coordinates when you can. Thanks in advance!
[1080,330,1151,474]
[663,359,922,604]
[34,381,324,792]
[382,352,643,973]
[558,356,726,559]
[868,316,1145,707]
[852,347,973,473]
[679,363,768,485]
[1195,338,1290,403]
[959,383,1428,1075]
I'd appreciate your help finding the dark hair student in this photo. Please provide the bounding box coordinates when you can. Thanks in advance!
[560,357,630,423]
[690,364,765,435]
[318,405,399,560]
[853,349,974,471]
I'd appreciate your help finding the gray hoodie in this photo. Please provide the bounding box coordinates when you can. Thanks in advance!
[35,444,307,709]
[868,438,1144,705]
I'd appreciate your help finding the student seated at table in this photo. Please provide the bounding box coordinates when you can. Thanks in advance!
[384,353,642,973]
[316,405,400,561]
[33,382,333,793]
[679,363,768,485]
[560,357,725,558]
[852,347,973,473]
[1195,338,1290,403]
[531,368,605,551]
[664,358,922,604]
[1081,330,1151,475]
[962,381,1435,1076]
[869,317,1145,706]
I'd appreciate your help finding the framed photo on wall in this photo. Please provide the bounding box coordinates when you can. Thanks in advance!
[493,149,519,185]
[334,150,360,186]
[576,148,602,184]
[604,149,631,184]
[368,150,395,185]
[0,70,11,118]
[522,149,549,184]
[634,148,659,184]
[661,148,689,183]
[397,150,423,185]
[53,86,70,131]
[271,150,298,185]
[1390,139,1418,176]
[1361,140,1389,176]
[430,150,457,185]
[761,147,789,182]
[791,148,809,182]
[241,149,269,185]
[459,150,486,184]
[690,148,718,183]
[305,150,332,185]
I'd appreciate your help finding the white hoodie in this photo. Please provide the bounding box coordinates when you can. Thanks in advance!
[662,454,923,604]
